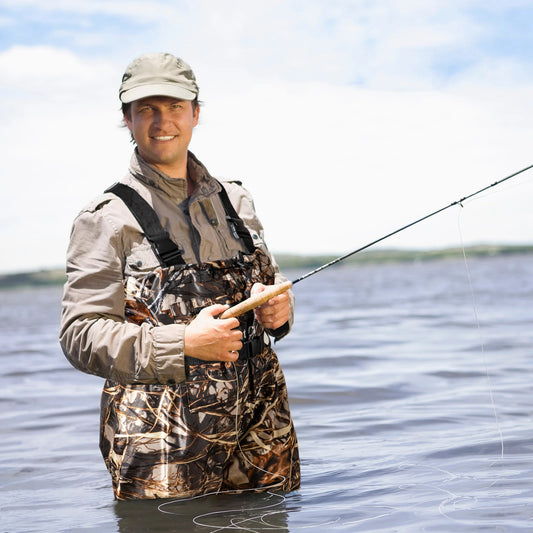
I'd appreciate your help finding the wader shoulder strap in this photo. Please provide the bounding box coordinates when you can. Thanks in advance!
[105,183,185,267]
[216,182,256,254]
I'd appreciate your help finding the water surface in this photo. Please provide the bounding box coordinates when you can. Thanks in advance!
[1,254,532,531]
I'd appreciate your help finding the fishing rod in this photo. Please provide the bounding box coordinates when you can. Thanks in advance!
[220,163,533,319]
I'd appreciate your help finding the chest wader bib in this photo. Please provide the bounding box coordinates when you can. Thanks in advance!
[100,182,300,500]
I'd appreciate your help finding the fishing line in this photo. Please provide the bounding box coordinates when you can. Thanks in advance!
[456,207,505,460]
[159,362,349,531]
[428,204,508,528]
[158,362,290,532]
[221,163,533,321]
[159,164,531,529]
[290,163,533,286]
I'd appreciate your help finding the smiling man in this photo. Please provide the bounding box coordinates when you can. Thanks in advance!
[60,53,300,500]
[123,95,198,178]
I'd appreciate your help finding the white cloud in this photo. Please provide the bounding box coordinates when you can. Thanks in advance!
[0,45,128,273]
[1,1,533,272]
[0,1,513,86]
[0,45,114,94]
[192,77,533,257]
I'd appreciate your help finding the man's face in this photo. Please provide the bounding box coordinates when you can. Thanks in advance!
[124,96,199,177]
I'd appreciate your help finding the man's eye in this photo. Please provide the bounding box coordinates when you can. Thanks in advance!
[171,104,183,110]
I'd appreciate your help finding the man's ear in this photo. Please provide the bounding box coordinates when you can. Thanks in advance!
[123,113,133,132]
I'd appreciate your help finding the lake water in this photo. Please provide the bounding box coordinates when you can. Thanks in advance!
[1,253,533,532]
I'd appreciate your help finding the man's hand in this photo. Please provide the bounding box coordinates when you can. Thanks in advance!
[184,304,242,361]
[251,283,290,331]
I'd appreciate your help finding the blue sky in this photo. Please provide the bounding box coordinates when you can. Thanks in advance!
[1,0,533,273]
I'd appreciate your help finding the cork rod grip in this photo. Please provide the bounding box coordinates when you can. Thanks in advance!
[219,281,293,319]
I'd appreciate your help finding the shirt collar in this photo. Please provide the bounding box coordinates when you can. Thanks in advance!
[128,149,221,202]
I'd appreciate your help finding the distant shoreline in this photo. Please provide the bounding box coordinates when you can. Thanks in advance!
[1,244,532,290]
[275,243,533,269]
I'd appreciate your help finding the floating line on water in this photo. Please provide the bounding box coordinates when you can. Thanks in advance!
[158,363,289,532]
[158,164,532,530]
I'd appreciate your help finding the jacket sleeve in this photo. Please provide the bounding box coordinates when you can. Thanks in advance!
[223,181,295,339]
[59,199,187,384]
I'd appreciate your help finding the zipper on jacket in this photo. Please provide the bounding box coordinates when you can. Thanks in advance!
[199,197,234,258]
[182,199,202,264]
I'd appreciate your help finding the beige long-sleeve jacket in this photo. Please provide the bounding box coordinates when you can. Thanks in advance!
[60,150,293,385]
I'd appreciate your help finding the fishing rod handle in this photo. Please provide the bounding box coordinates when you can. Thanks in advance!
[220,280,293,319]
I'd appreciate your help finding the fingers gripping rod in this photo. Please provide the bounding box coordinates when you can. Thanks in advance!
[219,281,293,319]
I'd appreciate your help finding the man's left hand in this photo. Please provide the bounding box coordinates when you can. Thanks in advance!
[251,283,290,331]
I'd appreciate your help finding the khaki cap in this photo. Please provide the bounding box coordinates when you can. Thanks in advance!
[119,53,199,104]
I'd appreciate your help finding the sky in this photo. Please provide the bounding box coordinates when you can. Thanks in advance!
[1,0,533,274]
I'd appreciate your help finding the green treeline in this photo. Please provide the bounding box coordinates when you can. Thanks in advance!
[1,244,532,290]
[275,244,533,269]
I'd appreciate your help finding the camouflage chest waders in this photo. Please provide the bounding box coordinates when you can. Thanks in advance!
[100,183,300,500]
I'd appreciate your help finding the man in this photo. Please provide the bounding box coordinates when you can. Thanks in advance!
[60,52,300,500]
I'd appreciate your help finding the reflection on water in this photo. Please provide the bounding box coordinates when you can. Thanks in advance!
[1,254,533,532]
[114,491,292,532]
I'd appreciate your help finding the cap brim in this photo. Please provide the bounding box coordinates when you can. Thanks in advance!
[120,83,197,103]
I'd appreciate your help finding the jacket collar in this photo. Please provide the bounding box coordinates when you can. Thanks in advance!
[128,149,221,203]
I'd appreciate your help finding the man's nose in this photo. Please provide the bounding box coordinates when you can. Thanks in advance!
[153,109,170,128]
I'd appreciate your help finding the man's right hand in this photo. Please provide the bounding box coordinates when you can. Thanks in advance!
[183,304,242,361]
